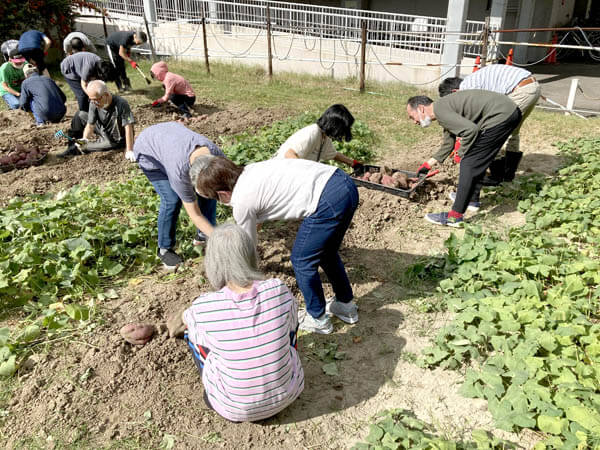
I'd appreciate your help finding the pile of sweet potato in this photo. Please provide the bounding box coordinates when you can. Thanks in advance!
[0,144,48,170]
[356,166,418,190]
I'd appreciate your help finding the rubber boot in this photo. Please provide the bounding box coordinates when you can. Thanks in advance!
[482,157,505,186]
[503,151,523,182]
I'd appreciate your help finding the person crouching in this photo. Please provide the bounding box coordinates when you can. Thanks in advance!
[150,61,196,119]
[182,223,304,422]
[19,64,66,126]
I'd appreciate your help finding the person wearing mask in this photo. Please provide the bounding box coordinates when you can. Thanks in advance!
[19,64,66,125]
[0,48,25,109]
[407,91,521,227]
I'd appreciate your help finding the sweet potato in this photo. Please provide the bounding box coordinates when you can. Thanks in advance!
[361,171,372,181]
[392,172,409,189]
[381,174,398,187]
[382,165,392,176]
[369,172,382,184]
[120,323,156,345]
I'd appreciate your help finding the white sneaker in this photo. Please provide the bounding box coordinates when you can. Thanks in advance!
[448,191,480,213]
[299,311,333,334]
[326,297,359,324]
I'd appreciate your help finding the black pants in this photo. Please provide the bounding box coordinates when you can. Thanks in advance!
[65,77,89,112]
[107,46,130,90]
[21,48,46,73]
[169,94,195,116]
[453,108,522,214]
[69,111,123,152]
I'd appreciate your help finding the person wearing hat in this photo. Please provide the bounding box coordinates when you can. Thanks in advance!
[149,61,196,119]
[0,48,25,109]
[63,31,97,55]
[105,30,147,92]
[1,40,19,62]
[19,64,66,126]
[18,30,51,77]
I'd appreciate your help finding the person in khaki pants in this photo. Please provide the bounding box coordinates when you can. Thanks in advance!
[438,64,541,185]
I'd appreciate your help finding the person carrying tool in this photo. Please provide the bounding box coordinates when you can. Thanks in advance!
[105,30,147,91]
[438,64,541,185]
[63,31,97,55]
[0,48,25,110]
[407,91,521,227]
[149,61,196,119]
[60,38,116,112]
[191,156,359,335]
[59,80,135,157]
[274,104,364,170]
[19,64,66,125]
[129,121,226,270]
[18,30,51,77]
[180,223,304,422]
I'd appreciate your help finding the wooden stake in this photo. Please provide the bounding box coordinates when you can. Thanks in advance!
[266,6,273,80]
[202,14,210,74]
[480,16,490,68]
[359,20,367,93]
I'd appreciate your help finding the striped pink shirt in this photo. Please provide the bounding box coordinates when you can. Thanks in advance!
[183,278,304,422]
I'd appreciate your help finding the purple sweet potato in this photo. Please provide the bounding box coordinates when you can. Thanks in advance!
[120,323,156,345]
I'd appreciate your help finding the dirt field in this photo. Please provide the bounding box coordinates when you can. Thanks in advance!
[0,95,564,449]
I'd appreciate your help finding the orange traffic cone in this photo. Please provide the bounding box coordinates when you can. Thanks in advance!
[472,55,481,72]
[506,48,514,65]
[545,33,558,64]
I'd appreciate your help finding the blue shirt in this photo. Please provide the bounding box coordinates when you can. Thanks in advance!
[133,122,225,203]
[18,30,46,52]
[19,74,66,122]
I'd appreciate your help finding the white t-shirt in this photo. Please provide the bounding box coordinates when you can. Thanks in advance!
[230,159,337,245]
[275,124,338,161]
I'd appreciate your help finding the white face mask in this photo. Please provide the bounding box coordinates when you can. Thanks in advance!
[419,109,432,128]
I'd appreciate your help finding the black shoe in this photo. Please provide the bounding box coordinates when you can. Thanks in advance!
[57,144,79,158]
[503,151,523,182]
[482,175,502,186]
[158,248,183,271]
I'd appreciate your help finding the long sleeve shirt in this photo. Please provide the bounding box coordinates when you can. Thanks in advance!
[432,89,518,162]
[19,74,66,122]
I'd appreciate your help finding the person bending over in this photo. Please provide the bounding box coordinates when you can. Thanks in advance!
[60,80,135,157]
[181,223,304,422]
[19,64,66,125]
[150,61,196,119]
[18,30,51,77]
[63,31,97,55]
[274,104,363,170]
[105,30,147,91]
[407,92,521,227]
[192,156,359,335]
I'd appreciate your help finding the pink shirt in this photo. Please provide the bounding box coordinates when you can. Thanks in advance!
[159,71,195,102]
[183,278,304,422]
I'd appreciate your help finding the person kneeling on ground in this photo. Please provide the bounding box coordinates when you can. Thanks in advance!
[59,80,135,157]
[19,64,66,126]
[130,121,226,270]
[0,48,25,110]
[181,223,304,422]
[192,156,359,335]
[407,91,521,227]
[438,64,541,185]
[274,104,364,170]
[149,61,196,119]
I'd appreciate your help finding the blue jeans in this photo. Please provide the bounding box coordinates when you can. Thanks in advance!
[2,93,20,110]
[148,176,217,249]
[291,169,359,319]
[28,98,44,124]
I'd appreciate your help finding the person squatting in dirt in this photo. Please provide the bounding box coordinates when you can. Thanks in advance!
[438,63,541,186]
[407,90,521,227]
[59,80,135,157]
[174,223,304,422]
[0,47,25,110]
[191,155,360,335]
[274,104,364,171]
[60,38,117,113]
[130,121,227,270]
[149,61,196,119]
[18,29,52,78]
[19,64,66,126]
[63,31,97,55]
[105,29,147,92]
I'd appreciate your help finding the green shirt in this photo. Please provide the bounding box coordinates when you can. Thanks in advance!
[0,62,24,96]
[432,89,518,163]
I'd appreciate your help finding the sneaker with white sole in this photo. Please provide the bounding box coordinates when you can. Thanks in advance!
[424,212,464,228]
[326,297,359,324]
[193,230,208,246]
[448,191,480,213]
[299,311,333,335]
[158,248,183,271]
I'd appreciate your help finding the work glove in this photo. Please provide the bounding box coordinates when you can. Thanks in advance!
[416,161,431,177]
[151,100,160,107]
[130,61,138,69]
[351,159,364,171]
[75,138,88,153]
[453,153,462,164]
[125,150,136,162]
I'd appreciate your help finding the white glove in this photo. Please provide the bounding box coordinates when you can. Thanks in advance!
[125,150,136,162]
[75,138,88,153]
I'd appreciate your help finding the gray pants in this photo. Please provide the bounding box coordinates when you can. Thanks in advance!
[70,110,124,152]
